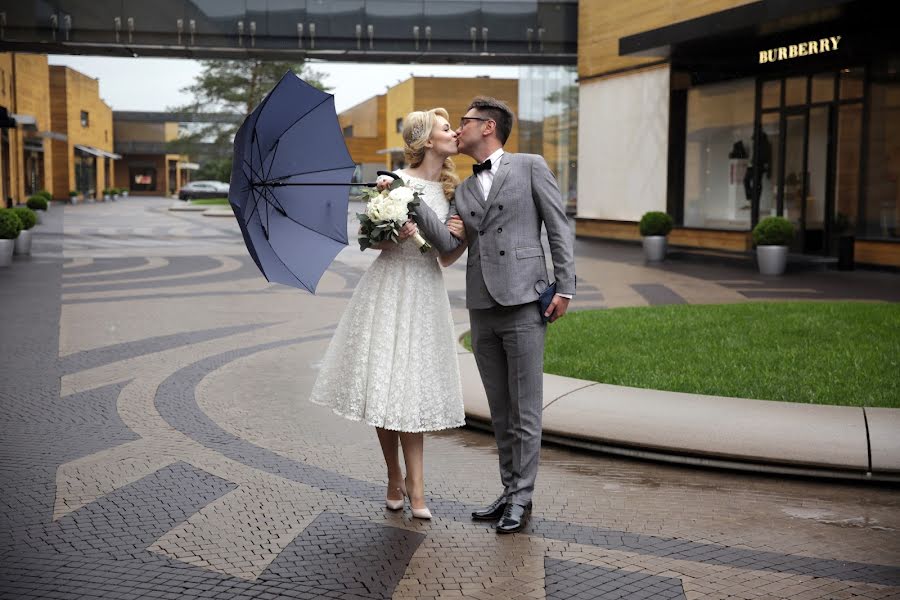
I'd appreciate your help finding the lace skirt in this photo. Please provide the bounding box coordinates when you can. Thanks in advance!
[308,248,466,432]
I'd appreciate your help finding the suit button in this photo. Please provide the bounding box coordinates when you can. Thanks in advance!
[479,230,484,236]
[499,251,505,256]
[498,205,503,210]
[497,227,502,233]
[470,211,476,216]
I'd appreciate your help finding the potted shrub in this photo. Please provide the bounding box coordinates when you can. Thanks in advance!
[69,190,79,205]
[26,195,48,224]
[121,187,129,198]
[12,206,36,255]
[112,187,121,200]
[752,216,794,275]
[0,209,22,267]
[639,211,674,262]
[102,188,112,201]
[36,189,52,210]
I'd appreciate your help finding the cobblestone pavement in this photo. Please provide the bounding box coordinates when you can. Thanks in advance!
[1,197,899,600]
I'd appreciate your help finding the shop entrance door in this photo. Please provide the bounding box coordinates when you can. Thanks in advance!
[777,105,834,255]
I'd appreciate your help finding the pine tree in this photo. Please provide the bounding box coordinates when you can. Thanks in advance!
[169,60,328,180]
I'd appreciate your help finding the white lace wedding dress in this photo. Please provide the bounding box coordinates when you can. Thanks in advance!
[308,170,466,432]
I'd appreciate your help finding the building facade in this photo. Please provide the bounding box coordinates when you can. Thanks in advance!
[48,65,118,201]
[0,53,60,204]
[576,0,900,267]
[113,114,194,197]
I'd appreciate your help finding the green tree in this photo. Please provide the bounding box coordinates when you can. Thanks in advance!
[169,60,329,177]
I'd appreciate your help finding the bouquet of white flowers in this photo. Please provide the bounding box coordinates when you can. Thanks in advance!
[357,174,432,253]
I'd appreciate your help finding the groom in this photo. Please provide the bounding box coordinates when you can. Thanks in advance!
[411,96,576,533]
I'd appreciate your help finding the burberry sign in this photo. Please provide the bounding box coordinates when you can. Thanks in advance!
[759,35,841,64]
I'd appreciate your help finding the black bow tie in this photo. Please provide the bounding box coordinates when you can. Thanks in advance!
[472,159,492,175]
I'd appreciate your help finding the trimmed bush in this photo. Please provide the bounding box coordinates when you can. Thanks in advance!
[37,190,52,202]
[639,211,674,237]
[752,216,795,246]
[26,195,49,211]
[0,209,23,239]
[69,190,79,197]
[12,207,37,230]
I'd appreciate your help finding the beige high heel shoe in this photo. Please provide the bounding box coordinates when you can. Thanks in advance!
[405,476,432,520]
[386,479,407,511]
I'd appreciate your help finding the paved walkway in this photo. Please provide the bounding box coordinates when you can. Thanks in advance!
[1,197,898,599]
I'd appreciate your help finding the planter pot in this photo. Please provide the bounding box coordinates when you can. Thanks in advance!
[35,210,43,225]
[113,194,121,201]
[642,235,667,262]
[0,238,14,267]
[756,245,788,275]
[838,235,855,271]
[14,229,32,255]
[122,191,129,197]
[103,194,112,202]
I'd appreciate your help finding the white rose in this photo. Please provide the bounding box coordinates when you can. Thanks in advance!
[388,186,414,204]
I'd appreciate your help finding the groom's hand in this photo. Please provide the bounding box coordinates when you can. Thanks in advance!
[544,294,570,323]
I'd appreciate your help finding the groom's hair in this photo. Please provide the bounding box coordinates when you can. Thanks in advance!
[468,96,514,145]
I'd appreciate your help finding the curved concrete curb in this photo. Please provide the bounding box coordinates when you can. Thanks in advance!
[457,345,900,482]
[168,202,208,212]
[201,208,235,217]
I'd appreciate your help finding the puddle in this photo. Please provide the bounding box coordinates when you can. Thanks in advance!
[781,506,895,531]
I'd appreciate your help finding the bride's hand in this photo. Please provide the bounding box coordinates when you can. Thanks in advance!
[447,216,466,241]
[375,175,394,192]
[398,219,418,240]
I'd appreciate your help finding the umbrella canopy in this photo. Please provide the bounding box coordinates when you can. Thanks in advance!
[229,70,355,293]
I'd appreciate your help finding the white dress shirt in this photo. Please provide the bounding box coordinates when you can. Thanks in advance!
[475,147,505,200]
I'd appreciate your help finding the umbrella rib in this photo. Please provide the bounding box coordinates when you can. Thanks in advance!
[242,156,289,217]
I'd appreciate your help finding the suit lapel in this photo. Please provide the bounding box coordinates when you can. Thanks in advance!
[480,153,511,226]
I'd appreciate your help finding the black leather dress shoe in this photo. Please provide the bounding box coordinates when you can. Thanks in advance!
[495,502,532,534]
[471,495,508,521]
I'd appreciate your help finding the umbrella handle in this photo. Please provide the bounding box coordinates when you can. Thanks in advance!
[376,170,401,181]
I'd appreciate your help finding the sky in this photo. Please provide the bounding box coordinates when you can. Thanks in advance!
[46,55,520,114]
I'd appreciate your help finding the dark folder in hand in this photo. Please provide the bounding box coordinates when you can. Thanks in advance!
[538,281,557,323]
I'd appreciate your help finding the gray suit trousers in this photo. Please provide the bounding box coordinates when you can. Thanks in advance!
[469,302,546,506]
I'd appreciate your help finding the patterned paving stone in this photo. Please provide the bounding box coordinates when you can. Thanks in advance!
[544,558,686,599]
[1,198,898,599]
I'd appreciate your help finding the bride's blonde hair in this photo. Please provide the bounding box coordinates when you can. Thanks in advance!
[402,108,459,201]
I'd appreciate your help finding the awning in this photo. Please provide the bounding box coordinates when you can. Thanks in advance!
[38,131,67,141]
[618,0,852,58]
[177,161,200,170]
[11,113,37,127]
[74,144,121,159]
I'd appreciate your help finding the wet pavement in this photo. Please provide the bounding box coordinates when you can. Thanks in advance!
[1,197,898,599]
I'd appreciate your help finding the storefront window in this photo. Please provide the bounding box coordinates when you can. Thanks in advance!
[785,76,807,106]
[518,65,578,213]
[761,79,781,109]
[864,66,900,239]
[683,78,755,230]
[840,67,865,100]
[811,72,836,103]
[130,167,157,192]
[835,103,862,234]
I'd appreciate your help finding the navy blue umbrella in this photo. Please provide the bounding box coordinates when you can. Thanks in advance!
[229,70,357,293]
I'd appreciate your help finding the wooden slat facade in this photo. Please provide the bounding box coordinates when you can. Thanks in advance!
[578,0,756,80]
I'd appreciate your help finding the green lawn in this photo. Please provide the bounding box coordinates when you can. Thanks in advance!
[188,198,229,205]
[462,302,900,407]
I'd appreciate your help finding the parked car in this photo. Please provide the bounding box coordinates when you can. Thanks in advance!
[178,180,229,200]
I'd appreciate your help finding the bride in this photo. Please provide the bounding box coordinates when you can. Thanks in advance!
[308,107,467,519]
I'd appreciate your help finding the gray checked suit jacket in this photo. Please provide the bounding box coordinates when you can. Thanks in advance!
[412,152,575,309]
